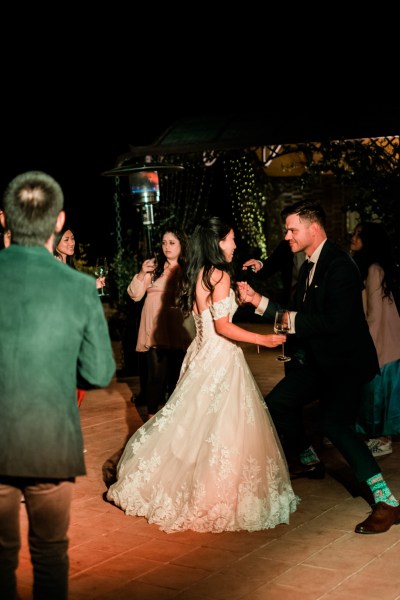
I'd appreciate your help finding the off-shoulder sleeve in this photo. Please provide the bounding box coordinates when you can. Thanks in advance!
[209,296,231,320]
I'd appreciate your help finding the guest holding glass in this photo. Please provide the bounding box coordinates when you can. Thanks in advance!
[127,225,193,420]
[54,224,107,408]
[54,224,105,291]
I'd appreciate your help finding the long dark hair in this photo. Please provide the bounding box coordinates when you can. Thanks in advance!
[151,225,188,281]
[179,216,237,317]
[53,224,77,268]
[352,221,395,300]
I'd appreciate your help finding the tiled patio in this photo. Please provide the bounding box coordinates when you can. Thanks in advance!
[16,324,400,599]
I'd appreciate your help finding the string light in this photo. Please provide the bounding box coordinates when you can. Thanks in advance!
[224,154,267,259]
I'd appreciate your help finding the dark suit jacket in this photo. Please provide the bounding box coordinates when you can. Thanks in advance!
[259,240,295,304]
[0,245,116,479]
[261,239,379,381]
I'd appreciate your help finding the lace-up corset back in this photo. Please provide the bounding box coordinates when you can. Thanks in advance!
[192,289,237,349]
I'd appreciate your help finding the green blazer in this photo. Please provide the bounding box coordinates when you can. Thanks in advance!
[0,245,116,478]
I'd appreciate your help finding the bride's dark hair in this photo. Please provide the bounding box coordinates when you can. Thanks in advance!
[179,216,238,317]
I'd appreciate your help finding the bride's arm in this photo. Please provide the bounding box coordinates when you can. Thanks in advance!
[211,271,285,349]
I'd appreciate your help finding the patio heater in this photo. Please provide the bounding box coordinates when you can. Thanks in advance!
[103,160,184,256]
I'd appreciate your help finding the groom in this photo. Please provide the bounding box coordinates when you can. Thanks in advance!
[241,199,400,535]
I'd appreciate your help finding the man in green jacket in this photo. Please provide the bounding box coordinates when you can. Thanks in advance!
[0,171,116,599]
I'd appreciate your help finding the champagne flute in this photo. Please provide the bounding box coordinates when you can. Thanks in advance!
[274,309,291,362]
[94,257,108,296]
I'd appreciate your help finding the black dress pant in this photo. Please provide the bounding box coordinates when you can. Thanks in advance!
[265,361,381,483]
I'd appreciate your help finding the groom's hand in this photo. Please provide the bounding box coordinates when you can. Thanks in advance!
[237,282,259,305]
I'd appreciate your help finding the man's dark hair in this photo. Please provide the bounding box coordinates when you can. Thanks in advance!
[2,171,64,246]
[283,199,326,229]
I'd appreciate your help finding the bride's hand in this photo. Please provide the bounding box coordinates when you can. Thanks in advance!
[259,334,286,348]
[237,282,248,303]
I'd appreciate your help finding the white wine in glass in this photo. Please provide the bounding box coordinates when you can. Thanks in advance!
[94,257,108,296]
[274,309,291,362]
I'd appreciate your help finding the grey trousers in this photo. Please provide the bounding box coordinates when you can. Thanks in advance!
[0,476,73,600]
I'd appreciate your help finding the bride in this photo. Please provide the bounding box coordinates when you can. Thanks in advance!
[106,216,300,533]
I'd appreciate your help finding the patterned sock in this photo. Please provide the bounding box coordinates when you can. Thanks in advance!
[300,445,320,465]
[367,473,399,507]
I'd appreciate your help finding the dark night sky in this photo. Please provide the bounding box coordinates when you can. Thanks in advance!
[3,11,395,260]
[2,87,397,260]
[0,110,178,255]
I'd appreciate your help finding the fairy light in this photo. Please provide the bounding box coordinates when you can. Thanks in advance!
[224,154,267,259]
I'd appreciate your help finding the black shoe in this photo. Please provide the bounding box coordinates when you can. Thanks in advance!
[289,460,325,480]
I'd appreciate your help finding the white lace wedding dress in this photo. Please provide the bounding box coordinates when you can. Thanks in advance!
[107,290,299,533]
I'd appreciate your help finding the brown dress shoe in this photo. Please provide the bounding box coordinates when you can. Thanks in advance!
[288,460,325,480]
[355,501,400,534]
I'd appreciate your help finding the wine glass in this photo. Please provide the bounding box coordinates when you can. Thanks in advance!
[94,257,108,296]
[274,309,291,362]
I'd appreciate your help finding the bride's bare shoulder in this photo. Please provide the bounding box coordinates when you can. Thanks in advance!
[194,268,230,313]
[210,268,229,285]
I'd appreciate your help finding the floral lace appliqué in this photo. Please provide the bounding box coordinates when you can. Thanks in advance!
[106,286,300,533]
[209,292,237,322]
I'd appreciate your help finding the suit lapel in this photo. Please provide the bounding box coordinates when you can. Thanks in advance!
[296,241,332,306]
[295,260,309,307]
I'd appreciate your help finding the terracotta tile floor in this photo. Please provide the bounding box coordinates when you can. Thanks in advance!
[16,324,400,599]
